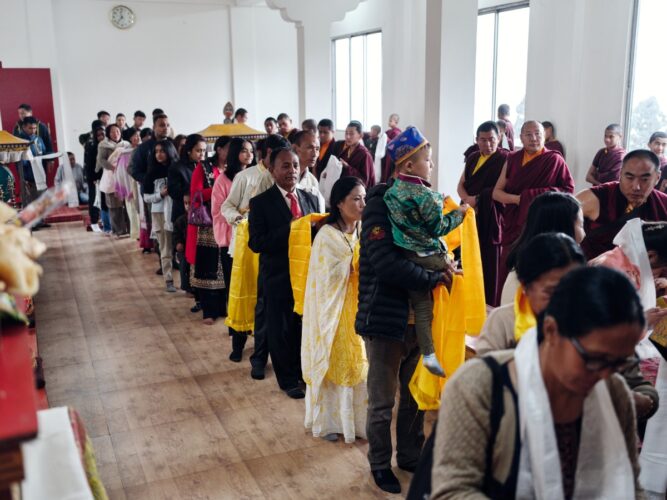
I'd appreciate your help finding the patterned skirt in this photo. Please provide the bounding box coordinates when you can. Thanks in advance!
[190,226,226,290]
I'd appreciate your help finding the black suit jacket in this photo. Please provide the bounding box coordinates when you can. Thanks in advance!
[248,185,319,296]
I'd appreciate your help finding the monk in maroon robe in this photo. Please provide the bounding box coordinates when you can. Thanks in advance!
[380,113,402,183]
[585,124,626,185]
[492,120,575,303]
[497,104,514,151]
[648,132,667,191]
[542,120,565,158]
[457,121,509,306]
[545,140,565,157]
[338,120,375,187]
[578,149,667,259]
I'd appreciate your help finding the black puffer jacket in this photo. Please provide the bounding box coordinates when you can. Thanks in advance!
[355,181,442,341]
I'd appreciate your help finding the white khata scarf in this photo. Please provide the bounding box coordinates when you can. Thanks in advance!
[514,328,634,499]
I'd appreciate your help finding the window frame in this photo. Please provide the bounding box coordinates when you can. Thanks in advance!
[623,0,641,149]
[331,30,382,130]
[477,1,530,123]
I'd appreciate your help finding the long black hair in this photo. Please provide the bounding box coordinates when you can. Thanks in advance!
[144,139,178,192]
[506,191,581,270]
[225,138,256,182]
[210,136,232,167]
[324,176,365,225]
[537,266,645,340]
[181,133,206,162]
[515,232,586,286]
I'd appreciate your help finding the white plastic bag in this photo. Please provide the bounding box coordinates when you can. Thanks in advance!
[318,155,342,209]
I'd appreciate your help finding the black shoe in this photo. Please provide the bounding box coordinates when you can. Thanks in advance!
[155,268,163,275]
[250,365,265,380]
[190,302,202,313]
[285,387,305,399]
[397,464,416,473]
[371,469,401,494]
[142,248,151,254]
[229,333,247,363]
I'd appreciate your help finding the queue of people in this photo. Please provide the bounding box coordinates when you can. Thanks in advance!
[65,103,667,497]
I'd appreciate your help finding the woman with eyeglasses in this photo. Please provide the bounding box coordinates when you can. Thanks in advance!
[431,265,645,499]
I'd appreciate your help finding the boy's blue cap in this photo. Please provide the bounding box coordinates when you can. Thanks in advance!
[386,126,429,164]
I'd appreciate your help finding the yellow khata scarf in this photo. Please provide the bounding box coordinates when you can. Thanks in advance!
[513,284,536,341]
[225,220,259,332]
[471,154,490,176]
[409,199,487,410]
[288,213,327,315]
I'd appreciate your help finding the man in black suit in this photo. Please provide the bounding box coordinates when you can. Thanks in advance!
[248,146,319,399]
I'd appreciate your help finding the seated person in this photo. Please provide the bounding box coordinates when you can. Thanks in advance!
[432,266,646,499]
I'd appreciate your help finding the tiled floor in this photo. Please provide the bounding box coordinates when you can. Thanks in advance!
[33,223,422,499]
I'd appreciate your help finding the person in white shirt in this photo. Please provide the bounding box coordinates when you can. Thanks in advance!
[293,131,325,212]
[55,152,88,204]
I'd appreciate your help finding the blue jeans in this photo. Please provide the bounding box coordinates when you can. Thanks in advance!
[100,209,112,233]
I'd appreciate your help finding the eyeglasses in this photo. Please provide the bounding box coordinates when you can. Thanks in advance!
[569,337,640,373]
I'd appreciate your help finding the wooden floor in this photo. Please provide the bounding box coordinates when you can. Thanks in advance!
[33,222,418,499]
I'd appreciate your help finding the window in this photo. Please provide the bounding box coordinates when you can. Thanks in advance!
[625,0,667,151]
[333,31,382,130]
[473,4,530,142]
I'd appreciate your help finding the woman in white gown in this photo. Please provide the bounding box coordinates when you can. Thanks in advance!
[302,176,368,443]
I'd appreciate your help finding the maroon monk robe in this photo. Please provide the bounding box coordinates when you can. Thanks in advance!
[581,182,667,259]
[463,149,509,306]
[339,142,376,187]
[495,147,575,304]
[463,143,479,162]
[592,146,626,184]
[380,127,402,183]
[503,120,515,151]
[545,140,565,158]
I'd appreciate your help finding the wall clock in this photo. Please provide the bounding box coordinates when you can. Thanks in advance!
[110,5,135,30]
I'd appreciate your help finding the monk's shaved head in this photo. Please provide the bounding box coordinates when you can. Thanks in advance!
[520,121,545,154]
[521,120,544,135]
[605,123,623,135]
[623,149,660,172]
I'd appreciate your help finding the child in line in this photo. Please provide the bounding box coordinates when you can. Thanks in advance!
[384,126,468,376]
[173,194,196,300]
[585,123,626,185]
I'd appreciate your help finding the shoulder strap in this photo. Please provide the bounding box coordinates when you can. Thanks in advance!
[481,356,505,492]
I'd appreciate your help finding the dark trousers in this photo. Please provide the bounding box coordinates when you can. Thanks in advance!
[250,275,269,369]
[264,293,301,390]
[364,326,424,471]
[176,251,191,292]
[199,288,223,320]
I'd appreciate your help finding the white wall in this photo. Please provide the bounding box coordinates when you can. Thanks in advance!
[0,0,298,160]
[524,0,635,189]
[229,6,299,126]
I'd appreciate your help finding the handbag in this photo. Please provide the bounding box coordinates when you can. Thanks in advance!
[188,190,212,227]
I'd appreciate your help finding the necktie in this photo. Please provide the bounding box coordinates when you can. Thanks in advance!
[287,192,302,219]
